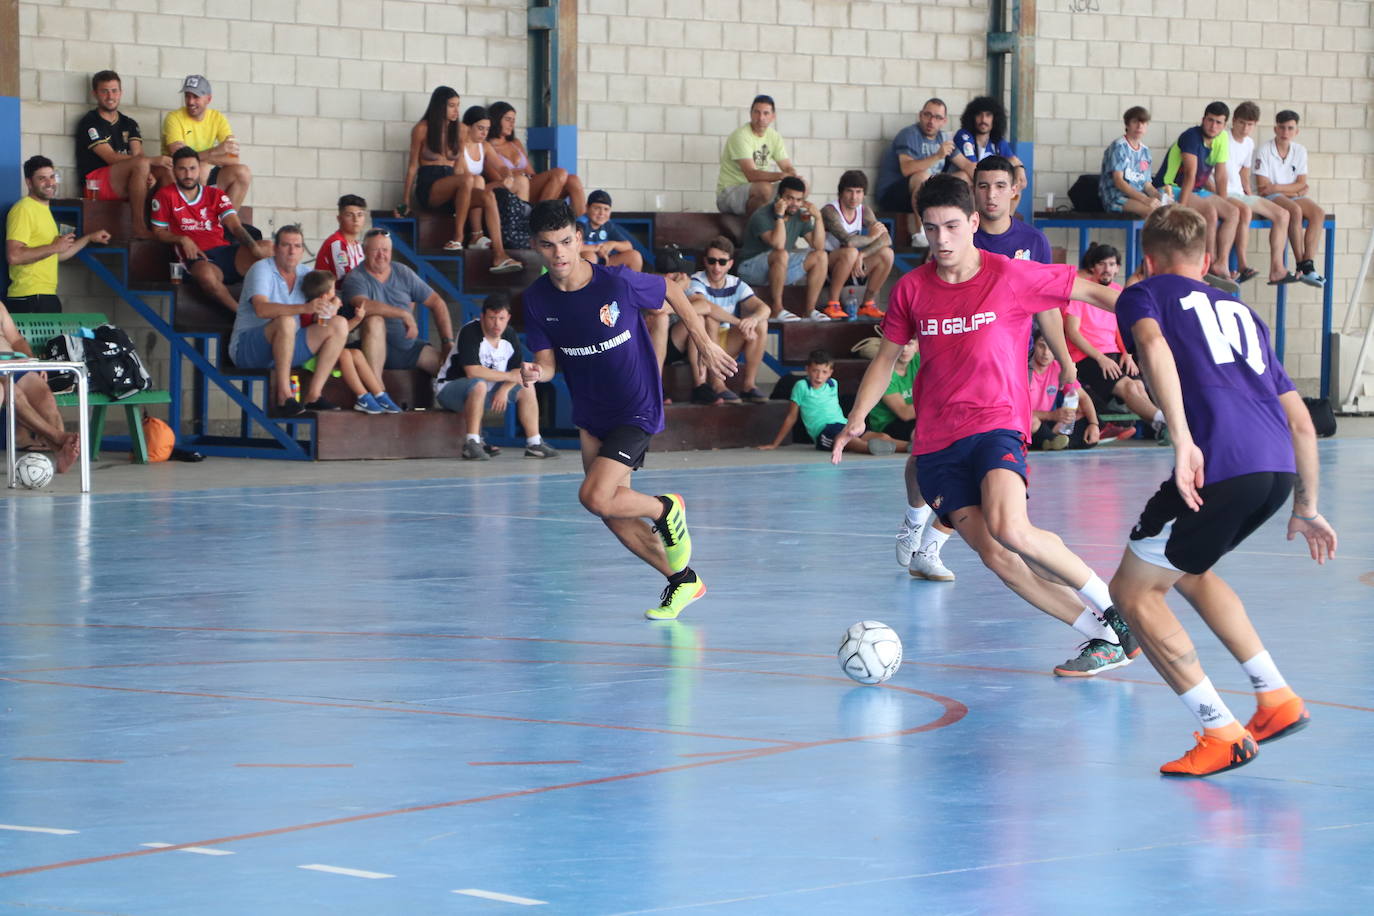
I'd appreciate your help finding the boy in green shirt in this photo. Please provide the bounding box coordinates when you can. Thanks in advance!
[759,350,899,454]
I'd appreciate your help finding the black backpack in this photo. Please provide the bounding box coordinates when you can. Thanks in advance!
[1067,174,1104,212]
[44,324,152,400]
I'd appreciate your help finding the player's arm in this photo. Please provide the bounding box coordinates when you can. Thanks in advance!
[831,336,904,463]
[880,390,915,422]
[1034,308,1077,389]
[1131,316,1205,510]
[221,212,260,255]
[58,229,111,261]
[1278,389,1337,562]
[7,235,73,265]
[1063,310,1121,380]
[1071,276,1120,313]
[759,402,799,450]
[520,347,556,387]
[90,138,127,166]
[1175,154,1199,205]
[667,279,736,379]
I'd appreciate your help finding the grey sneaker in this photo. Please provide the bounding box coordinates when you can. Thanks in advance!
[1103,606,1141,660]
[524,442,560,459]
[1053,638,1130,677]
[868,438,896,456]
[461,439,490,461]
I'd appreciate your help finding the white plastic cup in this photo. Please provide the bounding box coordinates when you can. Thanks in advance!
[1046,192,1055,211]
[170,262,185,283]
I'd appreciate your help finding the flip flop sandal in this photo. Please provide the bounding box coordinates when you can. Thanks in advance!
[491,258,523,274]
[1235,267,1258,283]
[443,240,464,251]
[1267,272,1300,286]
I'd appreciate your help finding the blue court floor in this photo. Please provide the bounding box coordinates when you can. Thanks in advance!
[1,440,1371,914]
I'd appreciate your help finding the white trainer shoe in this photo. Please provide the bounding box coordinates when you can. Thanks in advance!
[896,519,920,567]
[909,545,955,581]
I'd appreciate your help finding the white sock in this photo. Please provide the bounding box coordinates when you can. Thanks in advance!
[919,523,950,554]
[1179,678,1237,730]
[1152,409,1165,429]
[526,435,543,447]
[1071,608,1117,643]
[466,433,481,444]
[905,504,931,527]
[1077,574,1112,615]
[1240,650,1288,693]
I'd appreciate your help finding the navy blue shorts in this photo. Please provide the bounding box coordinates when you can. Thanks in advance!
[185,243,243,285]
[815,422,846,451]
[915,428,1029,522]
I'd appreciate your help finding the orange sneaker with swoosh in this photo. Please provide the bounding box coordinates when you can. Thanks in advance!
[1160,730,1259,777]
[1245,696,1310,744]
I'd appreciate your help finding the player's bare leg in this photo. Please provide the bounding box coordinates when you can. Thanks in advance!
[898,453,955,579]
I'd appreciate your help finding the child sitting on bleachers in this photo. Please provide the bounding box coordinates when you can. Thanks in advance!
[300,270,402,415]
[1028,329,1099,450]
[759,349,899,454]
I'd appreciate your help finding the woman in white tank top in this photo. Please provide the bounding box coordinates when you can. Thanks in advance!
[459,105,522,273]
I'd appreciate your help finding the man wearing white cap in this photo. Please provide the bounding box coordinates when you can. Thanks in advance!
[161,74,252,208]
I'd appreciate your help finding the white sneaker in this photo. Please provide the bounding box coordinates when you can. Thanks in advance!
[909,545,955,581]
[896,519,920,567]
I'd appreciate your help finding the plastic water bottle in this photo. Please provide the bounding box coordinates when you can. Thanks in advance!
[842,285,860,318]
[1057,384,1079,435]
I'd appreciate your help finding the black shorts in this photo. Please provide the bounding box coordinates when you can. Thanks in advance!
[665,334,688,366]
[187,243,243,285]
[881,417,915,442]
[1074,354,1126,413]
[593,423,653,470]
[1128,471,1295,575]
[878,180,914,213]
[4,294,63,314]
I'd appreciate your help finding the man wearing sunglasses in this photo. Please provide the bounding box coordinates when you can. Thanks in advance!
[684,236,771,403]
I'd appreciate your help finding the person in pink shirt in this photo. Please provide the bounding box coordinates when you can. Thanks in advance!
[1061,243,1165,438]
[832,174,1137,677]
[1028,329,1103,450]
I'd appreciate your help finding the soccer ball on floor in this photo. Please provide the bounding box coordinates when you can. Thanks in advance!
[14,452,55,489]
[837,620,902,685]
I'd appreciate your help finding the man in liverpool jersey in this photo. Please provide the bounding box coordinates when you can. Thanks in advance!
[1108,205,1337,777]
[150,147,270,313]
[832,174,1137,676]
[519,201,737,621]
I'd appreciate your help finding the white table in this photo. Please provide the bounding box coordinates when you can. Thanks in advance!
[2,358,91,493]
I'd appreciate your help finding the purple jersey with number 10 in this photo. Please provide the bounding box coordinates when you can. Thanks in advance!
[522,263,668,438]
[1116,274,1296,484]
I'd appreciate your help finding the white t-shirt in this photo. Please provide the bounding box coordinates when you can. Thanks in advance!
[1223,134,1255,197]
[687,270,756,317]
[1252,139,1308,191]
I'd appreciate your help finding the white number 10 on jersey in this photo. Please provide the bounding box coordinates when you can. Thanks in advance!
[1180,291,1266,374]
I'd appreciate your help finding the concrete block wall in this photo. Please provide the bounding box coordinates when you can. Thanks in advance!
[1033,0,1374,391]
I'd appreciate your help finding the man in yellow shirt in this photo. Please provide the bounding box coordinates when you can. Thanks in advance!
[5,156,111,314]
[716,95,803,216]
[161,75,252,208]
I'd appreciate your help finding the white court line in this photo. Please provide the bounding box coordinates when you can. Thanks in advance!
[141,842,235,856]
[453,888,548,905]
[298,864,395,879]
[0,824,77,835]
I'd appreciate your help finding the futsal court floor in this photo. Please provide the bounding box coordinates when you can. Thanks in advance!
[1,437,1371,914]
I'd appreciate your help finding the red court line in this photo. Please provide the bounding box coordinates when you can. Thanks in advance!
[468,760,581,767]
[0,686,967,879]
[234,764,352,769]
[13,757,123,765]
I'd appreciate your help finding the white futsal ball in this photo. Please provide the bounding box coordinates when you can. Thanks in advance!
[14,452,55,489]
[838,620,902,685]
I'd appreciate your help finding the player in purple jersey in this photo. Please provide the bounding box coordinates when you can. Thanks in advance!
[519,201,737,620]
[971,157,1051,263]
[1107,206,1337,777]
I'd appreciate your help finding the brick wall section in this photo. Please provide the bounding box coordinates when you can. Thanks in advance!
[1032,0,1374,388]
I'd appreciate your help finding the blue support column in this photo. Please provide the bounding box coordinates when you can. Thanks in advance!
[527,125,578,174]
[1,94,21,299]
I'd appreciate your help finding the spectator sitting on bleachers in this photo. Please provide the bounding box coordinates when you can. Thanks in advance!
[1028,329,1100,451]
[820,170,892,320]
[1253,109,1326,288]
[1153,101,1241,293]
[682,236,771,404]
[298,269,401,415]
[759,349,897,454]
[227,226,348,416]
[648,247,687,384]
[1222,102,1296,286]
[1061,243,1164,437]
[876,97,953,246]
[76,70,168,236]
[456,106,521,274]
[864,335,918,449]
[0,299,80,472]
[342,228,455,380]
[316,194,367,281]
[716,94,801,217]
[972,156,1050,262]
[433,293,558,460]
[1098,105,1165,218]
[486,101,586,216]
[945,96,1026,189]
[161,75,251,209]
[150,147,270,314]
[736,176,829,322]
[578,190,644,271]
[5,155,111,315]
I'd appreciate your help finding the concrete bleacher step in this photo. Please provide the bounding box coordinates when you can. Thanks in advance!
[651,401,791,451]
[454,248,544,291]
[774,320,880,362]
[64,198,255,242]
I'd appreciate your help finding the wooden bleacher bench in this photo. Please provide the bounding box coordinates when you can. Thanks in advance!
[10,312,172,463]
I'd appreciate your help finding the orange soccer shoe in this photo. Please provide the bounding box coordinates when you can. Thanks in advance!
[1245,696,1311,744]
[820,301,848,320]
[1160,730,1259,777]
